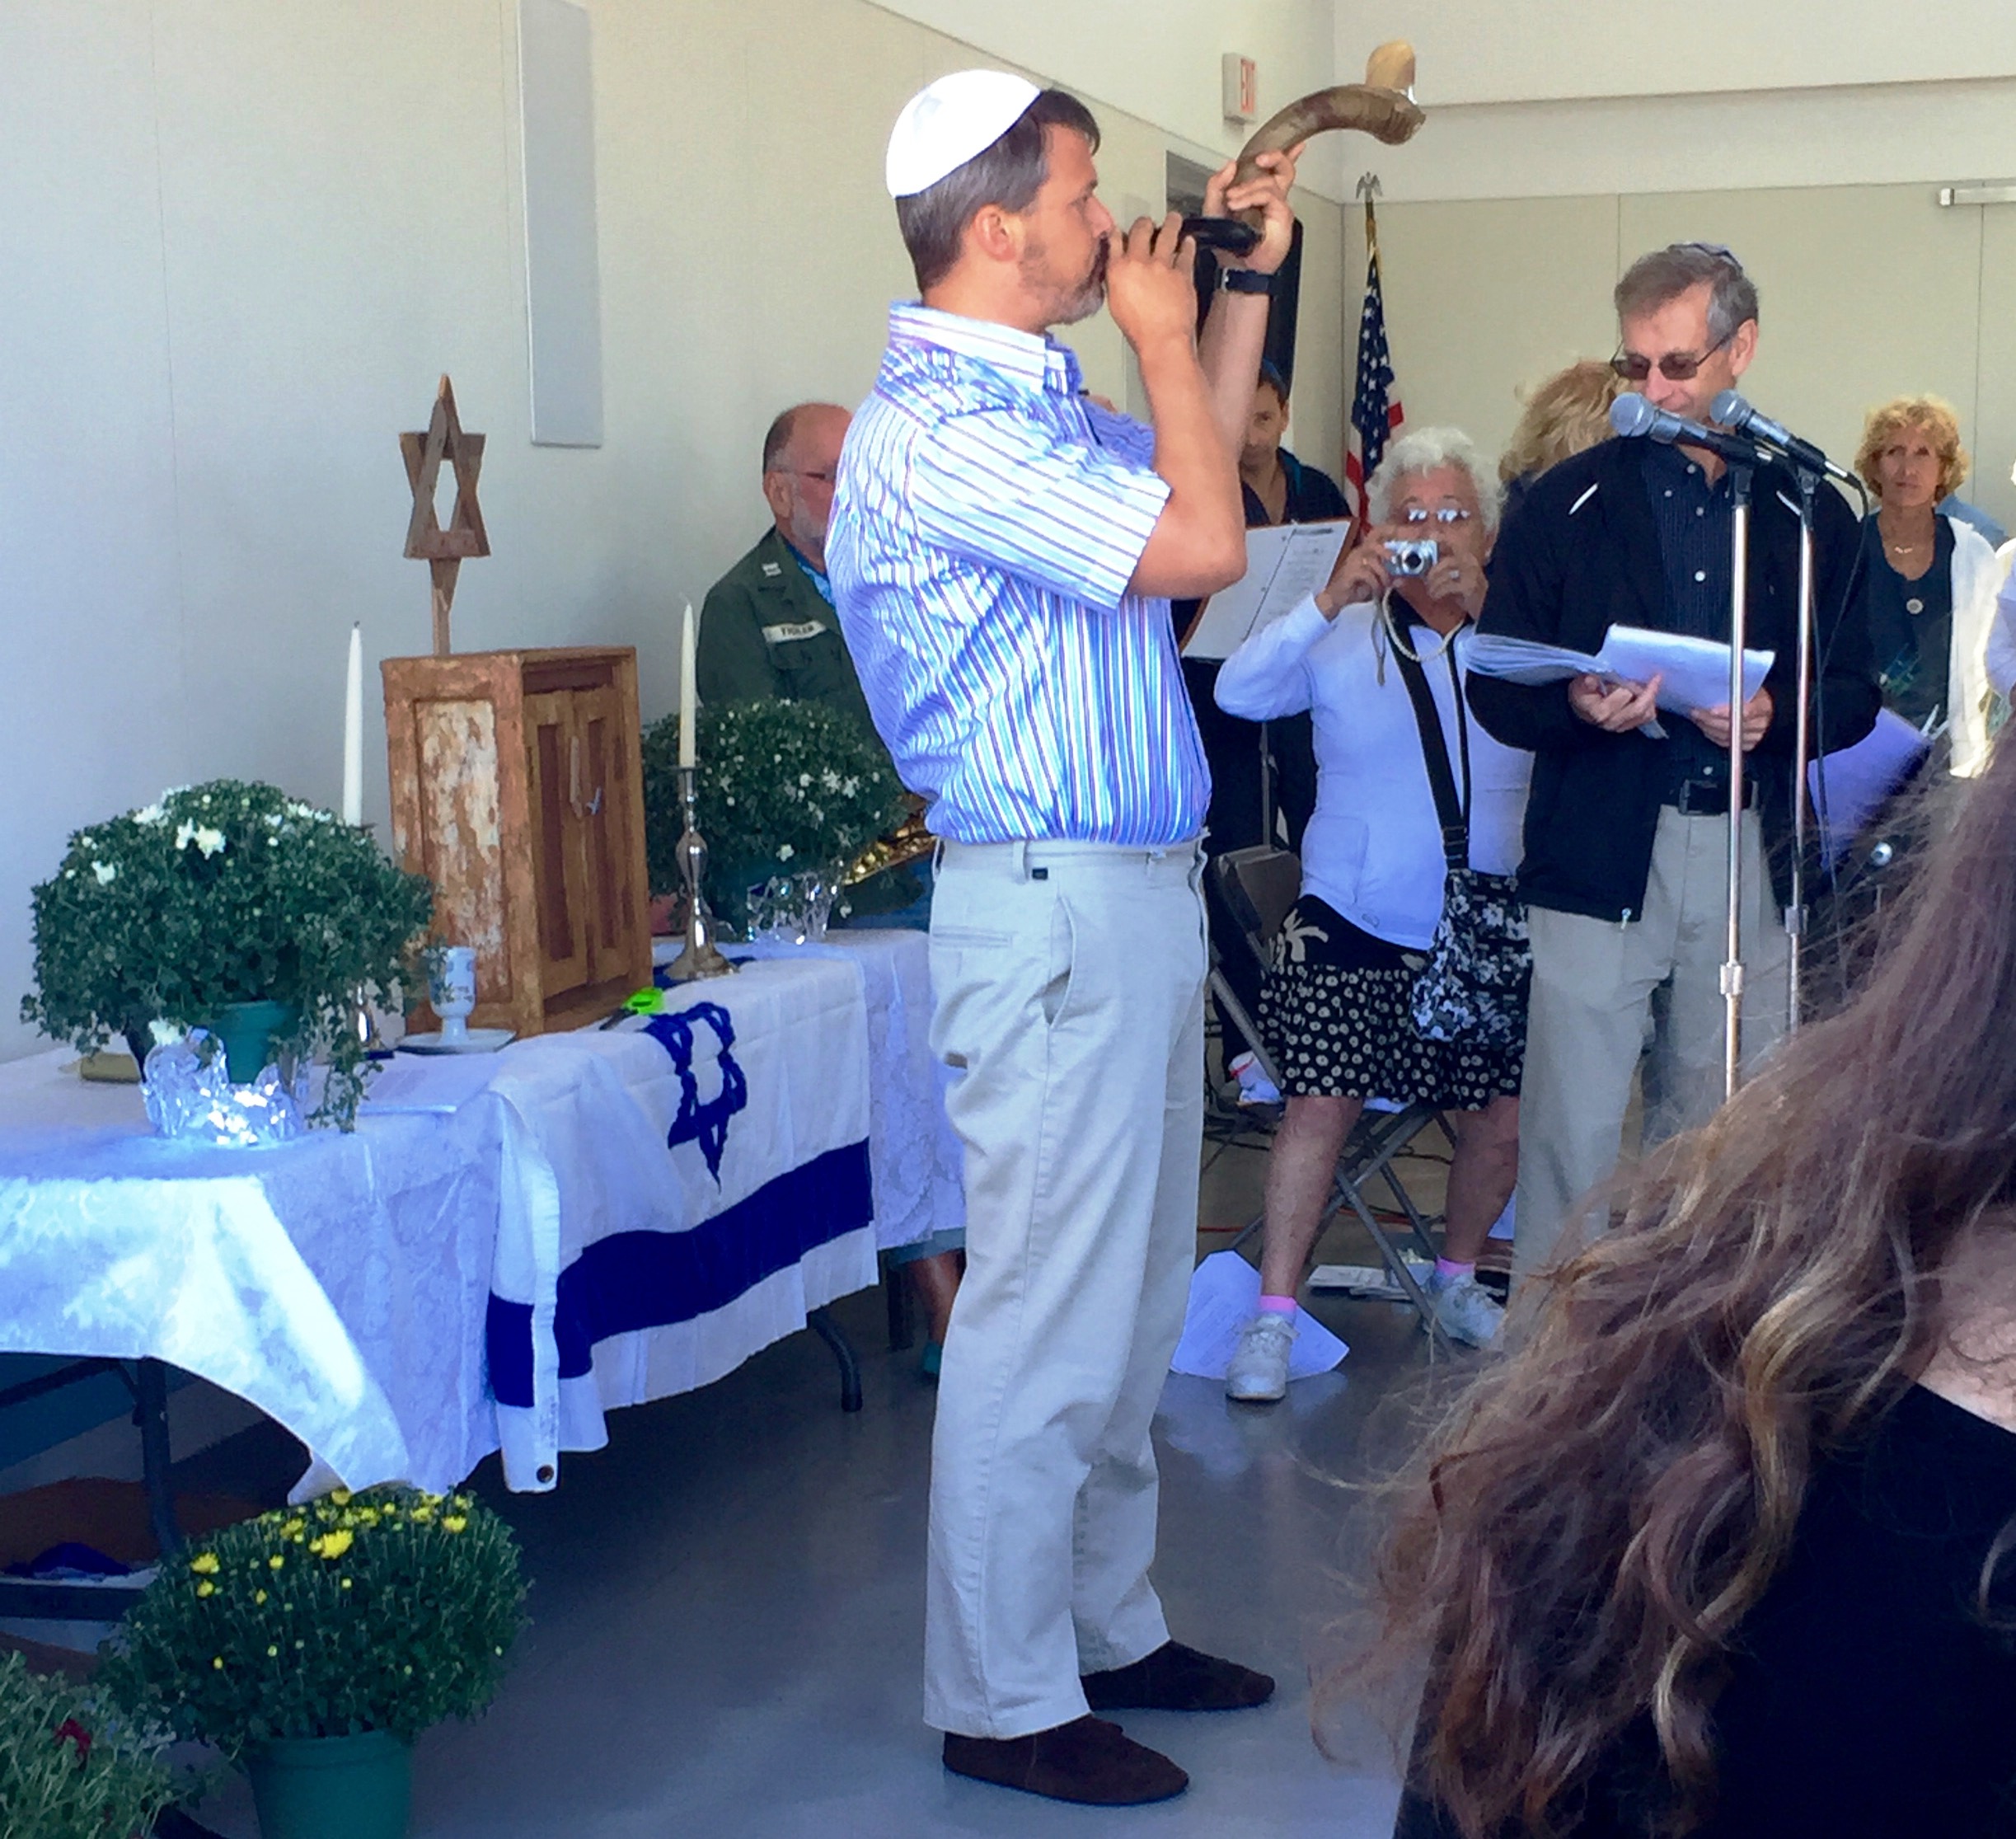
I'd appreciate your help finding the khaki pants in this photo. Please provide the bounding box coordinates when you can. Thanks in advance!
[1512,806,1788,1285]
[923,837,1207,1739]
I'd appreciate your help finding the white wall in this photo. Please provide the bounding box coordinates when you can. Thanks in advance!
[1336,2,2016,106]
[1356,77,2016,202]
[0,0,1344,1063]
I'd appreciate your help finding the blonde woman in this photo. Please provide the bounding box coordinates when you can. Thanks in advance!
[1854,394,2003,775]
[1497,359,1622,528]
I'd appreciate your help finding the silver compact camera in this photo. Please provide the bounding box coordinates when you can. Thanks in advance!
[1384,537,1439,577]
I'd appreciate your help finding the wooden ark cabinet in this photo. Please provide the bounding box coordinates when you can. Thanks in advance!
[382,646,652,1036]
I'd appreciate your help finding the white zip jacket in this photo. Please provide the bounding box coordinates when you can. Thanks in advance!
[1215,595,1532,950]
[1947,518,2005,777]
[1981,537,2016,770]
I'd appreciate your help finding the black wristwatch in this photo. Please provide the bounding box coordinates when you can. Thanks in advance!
[1221,267,1274,296]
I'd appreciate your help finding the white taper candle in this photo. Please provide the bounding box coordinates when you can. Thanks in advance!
[342,622,364,825]
[679,601,698,769]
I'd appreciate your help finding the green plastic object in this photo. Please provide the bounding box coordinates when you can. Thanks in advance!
[621,987,665,1016]
[208,999,300,1084]
[245,1729,412,1839]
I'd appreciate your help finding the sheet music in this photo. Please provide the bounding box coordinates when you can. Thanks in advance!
[1466,624,1774,740]
[1179,519,1351,661]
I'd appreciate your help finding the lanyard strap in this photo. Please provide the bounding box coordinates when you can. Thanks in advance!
[1390,635,1472,875]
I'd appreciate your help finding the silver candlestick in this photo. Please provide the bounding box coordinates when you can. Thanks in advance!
[664,764,736,982]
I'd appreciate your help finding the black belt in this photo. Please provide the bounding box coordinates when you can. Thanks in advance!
[1663,776,1757,817]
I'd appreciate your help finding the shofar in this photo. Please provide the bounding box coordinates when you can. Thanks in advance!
[1229,41,1423,222]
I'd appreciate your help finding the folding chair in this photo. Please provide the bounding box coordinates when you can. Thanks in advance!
[1209,846,1456,1350]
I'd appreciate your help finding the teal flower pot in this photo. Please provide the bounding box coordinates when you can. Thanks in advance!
[245,1729,411,1839]
[208,999,298,1083]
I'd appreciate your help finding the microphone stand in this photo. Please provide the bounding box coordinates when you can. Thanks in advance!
[1722,460,1754,1102]
[1785,469,1818,1034]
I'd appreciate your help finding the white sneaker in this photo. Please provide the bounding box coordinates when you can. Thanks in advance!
[1225,1312,1296,1402]
[1427,1272,1504,1349]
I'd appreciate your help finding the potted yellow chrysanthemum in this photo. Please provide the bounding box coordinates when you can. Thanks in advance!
[97,1485,526,1839]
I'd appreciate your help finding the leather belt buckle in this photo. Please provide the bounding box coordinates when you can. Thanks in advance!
[1669,778,1754,817]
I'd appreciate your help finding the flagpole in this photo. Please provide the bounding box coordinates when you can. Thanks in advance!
[1346,171,1399,532]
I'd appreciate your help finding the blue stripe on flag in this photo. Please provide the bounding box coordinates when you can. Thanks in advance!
[486,1139,874,1408]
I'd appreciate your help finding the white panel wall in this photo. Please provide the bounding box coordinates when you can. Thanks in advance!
[1359,77,2016,203]
[0,0,1346,1063]
[1981,209,2016,512]
[1369,195,1620,465]
[1335,1,2016,106]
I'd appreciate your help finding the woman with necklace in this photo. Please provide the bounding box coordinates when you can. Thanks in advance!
[1853,395,2003,775]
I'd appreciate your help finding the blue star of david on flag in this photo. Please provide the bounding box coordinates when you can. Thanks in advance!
[642,1001,748,1182]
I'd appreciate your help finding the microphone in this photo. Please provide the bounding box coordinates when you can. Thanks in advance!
[1608,392,1770,468]
[1710,391,1857,486]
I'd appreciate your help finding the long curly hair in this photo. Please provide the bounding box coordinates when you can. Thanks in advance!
[1374,746,2016,1837]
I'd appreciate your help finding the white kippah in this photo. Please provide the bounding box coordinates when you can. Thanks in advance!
[885,69,1042,199]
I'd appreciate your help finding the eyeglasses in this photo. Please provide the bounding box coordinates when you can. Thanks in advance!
[773,467,838,486]
[1399,506,1474,524]
[1610,327,1735,383]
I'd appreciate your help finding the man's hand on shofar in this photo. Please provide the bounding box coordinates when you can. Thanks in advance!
[1568,671,1662,733]
[1202,144,1305,278]
[1104,214,1200,358]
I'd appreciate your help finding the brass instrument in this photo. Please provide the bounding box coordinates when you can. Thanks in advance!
[844,809,935,888]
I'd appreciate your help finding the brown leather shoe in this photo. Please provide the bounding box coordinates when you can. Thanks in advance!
[942,1714,1188,1805]
[1081,1640,1275,1712]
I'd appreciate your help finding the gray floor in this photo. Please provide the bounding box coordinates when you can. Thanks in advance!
[176,1129,1447,1836]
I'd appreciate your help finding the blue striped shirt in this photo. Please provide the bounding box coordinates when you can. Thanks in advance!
[827,303,1210,846]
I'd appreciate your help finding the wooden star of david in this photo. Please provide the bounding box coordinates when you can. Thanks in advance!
[400,374,490,656]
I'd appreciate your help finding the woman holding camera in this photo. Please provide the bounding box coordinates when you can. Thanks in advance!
[1216,429,1531,1395]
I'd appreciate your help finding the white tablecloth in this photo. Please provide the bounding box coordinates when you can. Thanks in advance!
[0,931,963,1496]
[734,931,964,1255]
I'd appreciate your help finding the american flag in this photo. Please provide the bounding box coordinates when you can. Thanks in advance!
[1344,200,1403,524]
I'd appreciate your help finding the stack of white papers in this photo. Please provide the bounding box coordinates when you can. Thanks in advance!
[1179,519,1353,661]
[1466,625,1774,740]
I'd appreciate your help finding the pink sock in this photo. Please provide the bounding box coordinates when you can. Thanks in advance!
[1257,1293,1298,1317]
[1435,1258,1475,1282]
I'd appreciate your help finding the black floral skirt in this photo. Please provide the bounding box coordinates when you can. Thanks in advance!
[1257,895,1523,1109]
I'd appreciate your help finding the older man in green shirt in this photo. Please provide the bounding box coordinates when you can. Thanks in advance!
[697,399,928,930]
[696,401,872,729]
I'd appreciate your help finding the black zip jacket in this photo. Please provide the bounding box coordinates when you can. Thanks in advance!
[1467,438,1880,922]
